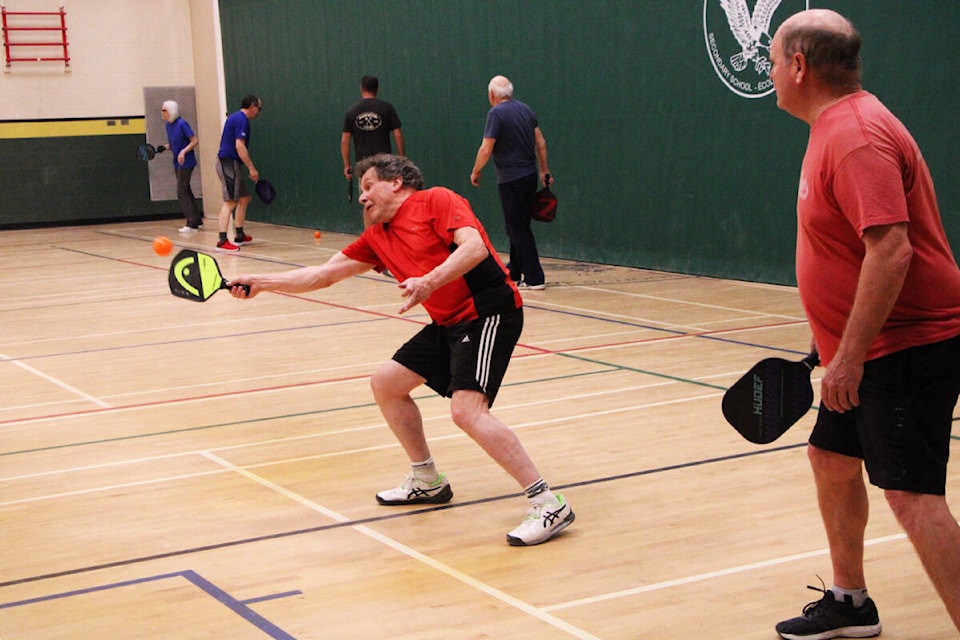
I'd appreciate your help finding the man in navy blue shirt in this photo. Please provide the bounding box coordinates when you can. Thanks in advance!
[470,76,552,289]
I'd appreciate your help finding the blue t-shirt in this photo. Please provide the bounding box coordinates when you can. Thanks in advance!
[218,110,251,161]
[482,99,538,183]
[164,118,197,169]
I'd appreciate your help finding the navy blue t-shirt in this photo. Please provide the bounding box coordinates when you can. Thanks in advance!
[482,99,538,183]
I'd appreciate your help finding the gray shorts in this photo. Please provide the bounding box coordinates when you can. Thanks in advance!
[809,334,960,495]
[216,157,250,202]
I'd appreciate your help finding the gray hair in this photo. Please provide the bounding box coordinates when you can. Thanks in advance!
[488,75,514,99]
[161,100,179,121]
[355,153,424,191]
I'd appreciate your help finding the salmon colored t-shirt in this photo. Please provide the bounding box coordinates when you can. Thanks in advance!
[796,91,960,364]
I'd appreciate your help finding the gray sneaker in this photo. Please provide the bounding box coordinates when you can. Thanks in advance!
[776,586,881,639]
[376,474,453,505]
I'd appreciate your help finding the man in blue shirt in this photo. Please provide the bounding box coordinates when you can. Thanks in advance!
[470,76,552,289]
[215,94,262,252]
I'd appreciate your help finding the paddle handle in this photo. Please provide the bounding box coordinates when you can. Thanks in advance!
[222,281,251,294]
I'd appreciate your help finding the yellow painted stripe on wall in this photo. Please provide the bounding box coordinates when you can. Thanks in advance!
[0,118,146,139]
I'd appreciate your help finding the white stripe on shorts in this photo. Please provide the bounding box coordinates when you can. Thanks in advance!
[475,314,501,392]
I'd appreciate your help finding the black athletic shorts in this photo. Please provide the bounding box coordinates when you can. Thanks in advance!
[392,307,523,408]
[809,333,960,495]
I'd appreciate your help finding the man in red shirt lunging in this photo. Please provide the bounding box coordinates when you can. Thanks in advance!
[229,153,574,546]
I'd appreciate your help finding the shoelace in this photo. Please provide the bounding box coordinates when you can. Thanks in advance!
[801,577,831,615]
[521,504,542,521]
[523,500,563,523]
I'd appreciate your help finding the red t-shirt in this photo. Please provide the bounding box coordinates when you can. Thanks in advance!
[342,187,522,326]
[796,91,960,364]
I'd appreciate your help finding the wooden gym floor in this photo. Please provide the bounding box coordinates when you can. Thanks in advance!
[1,220,957,639]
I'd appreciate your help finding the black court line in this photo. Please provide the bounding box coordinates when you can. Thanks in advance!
[5,232,957,591]
[0,443,804,590]
[73,235,816,360]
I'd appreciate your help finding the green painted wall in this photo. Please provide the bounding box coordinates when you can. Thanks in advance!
[0,129,182,228]
[219,1,959,285]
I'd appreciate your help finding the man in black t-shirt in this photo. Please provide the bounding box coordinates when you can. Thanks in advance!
[342,76,405,225]
[341,78,403,160]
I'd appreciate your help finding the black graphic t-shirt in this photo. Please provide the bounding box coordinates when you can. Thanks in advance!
[342,98,402,160]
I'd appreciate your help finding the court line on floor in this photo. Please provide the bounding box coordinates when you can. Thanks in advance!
[569,284,806,321]
[0,315,804,428]
[1,243,811,430]
[0,443,805,590]
[0,316,392,363]
[542,532,908,612]
[200,451,602,640]
[0,378,707,482]
[0,570,299,640]
[0,352,111,409]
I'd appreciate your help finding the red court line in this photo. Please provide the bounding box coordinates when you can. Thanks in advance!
[0,319,803,428]
[0,372,371,427]
[5,247,805,427]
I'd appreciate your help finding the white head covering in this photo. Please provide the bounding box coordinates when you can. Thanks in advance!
[162,100,180,121]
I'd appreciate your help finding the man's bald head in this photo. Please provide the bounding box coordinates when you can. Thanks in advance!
[775,9,862,90]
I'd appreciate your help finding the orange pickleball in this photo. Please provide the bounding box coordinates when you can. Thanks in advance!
[153,236,173,256]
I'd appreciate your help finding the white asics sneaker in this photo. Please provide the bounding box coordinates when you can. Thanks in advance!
[376,474,453,505]
[506,494,575,546]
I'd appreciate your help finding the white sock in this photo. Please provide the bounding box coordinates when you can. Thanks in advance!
[831,585,869,608]
[523,478,557,504]
[411,458,439,483]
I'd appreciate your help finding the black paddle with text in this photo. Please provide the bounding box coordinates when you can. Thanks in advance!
[168,249,248,302]
[721,349,820,444]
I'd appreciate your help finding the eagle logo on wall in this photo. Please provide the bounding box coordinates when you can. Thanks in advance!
[703,0,806,98]
[719,0,782,75]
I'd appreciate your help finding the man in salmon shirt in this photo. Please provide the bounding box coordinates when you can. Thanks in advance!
[768,9,960,639]
[229,154,574,546]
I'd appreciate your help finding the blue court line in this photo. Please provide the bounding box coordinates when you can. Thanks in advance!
[0,569,300,639]
[241,591,304,605]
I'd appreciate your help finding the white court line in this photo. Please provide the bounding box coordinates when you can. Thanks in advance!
[546,285,807,322]
[200,451,602,640]
[0,378,693,485]
[542,533,908,612]
[1,352,111,409]
[0,468,230,507]
[0,389,729,505]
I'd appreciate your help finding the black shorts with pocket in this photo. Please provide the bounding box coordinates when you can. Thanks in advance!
[809,334,960,495]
